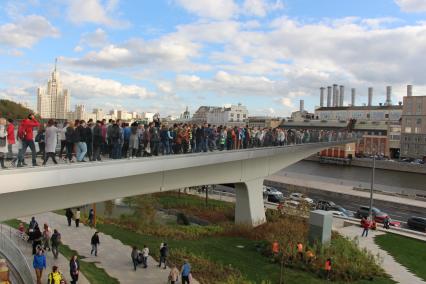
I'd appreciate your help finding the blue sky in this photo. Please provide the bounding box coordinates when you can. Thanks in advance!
[0,0,426,117]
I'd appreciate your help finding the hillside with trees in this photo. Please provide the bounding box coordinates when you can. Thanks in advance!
[0,99,35,120]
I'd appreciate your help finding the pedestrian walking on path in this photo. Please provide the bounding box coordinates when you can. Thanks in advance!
[48,265,64,284]
[51,229,62,259]
[88,209,94,227]
[361,217,370,237]
[181,260,192,284]
[142,244,149,268]
[131,246,140,271]
[75,208,81,228]
[70,255,80,284]
[159,243,168,269]
[65,209,73,227]
[168,265,180,284]
[90,231,100,256]
[33,247,46,284]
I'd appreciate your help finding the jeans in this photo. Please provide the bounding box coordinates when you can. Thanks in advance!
[112,142,121,159]
[59,140,67,158]
[159,256,167,268]
[76,142,87,161]
[133,258,138,270]
[162,140,170,155]
[91,244,98,256]
[362,228,369,237]
[66,142,74,161]
[182,275,190,284]
[52,244,59,259]
[21,139,37,165]
[87,141,93,161]
[93,144,101,161]
[142,256,148,268]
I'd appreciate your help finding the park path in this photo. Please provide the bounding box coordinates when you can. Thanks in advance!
[21,212,195,284]
[337,226,426,284]
[1,223,90,284]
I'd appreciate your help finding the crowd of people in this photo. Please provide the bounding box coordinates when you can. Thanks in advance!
[0,113,354,168]
[18,212,194,284]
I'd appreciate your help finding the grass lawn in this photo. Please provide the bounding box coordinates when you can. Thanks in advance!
[375,233,426,281]
[97,222,394,284]
[2,219,118,284]
[153,191,234,210]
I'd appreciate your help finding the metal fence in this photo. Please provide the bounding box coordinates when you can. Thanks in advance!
[0,225,33,284]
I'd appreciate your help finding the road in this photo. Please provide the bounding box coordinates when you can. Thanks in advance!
[215,184,422,227]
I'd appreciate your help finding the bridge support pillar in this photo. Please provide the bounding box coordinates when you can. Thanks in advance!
[235,179,266,227]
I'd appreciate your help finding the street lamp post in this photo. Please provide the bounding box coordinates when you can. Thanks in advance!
[368,154,376,220]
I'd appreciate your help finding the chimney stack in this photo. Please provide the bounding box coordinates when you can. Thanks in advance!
[300,99,304,112]
[368,87,373,107]
[327,86,332,107]
[333,84,338,107]
[351,88,356,106]
[339,85,345,106]
[386,86,392,106]
[407,85,413,97]
[320,87,325,107]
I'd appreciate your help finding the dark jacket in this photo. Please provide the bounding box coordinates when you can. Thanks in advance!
[65,209,73,219]
[93,125,103,146]
[160,246,168,257]
[76,126,87,143]
[91,234,100,245]
[65,127,79,143]
[70,259,79,275]
[84,127,93,143]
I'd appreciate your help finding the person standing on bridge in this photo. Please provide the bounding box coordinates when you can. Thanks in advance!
[18,114,40,167]
[33,247,46,284]
[0,118,8,169]
[91,231,100,256]
[51,229,61,259]
[48,265,64,284]
[43,119,61,165]
[159,243,168,269]
[361,217,370,237]
[6,118,15,160]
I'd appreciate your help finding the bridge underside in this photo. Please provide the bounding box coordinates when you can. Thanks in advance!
[0,141,352,226]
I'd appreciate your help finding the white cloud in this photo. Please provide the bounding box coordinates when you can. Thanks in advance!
[395,0,426,12]
[74,45,84,52]
[175,0,239,20]
[0,15,59,48]
[67,0,129,28]
[60,71,155,100]
[79,28,109,48]
[242,0,283,17]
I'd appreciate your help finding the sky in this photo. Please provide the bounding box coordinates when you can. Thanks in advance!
[0,0,426,117]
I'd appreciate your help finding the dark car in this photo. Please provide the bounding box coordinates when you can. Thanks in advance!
[267,194,284,204]
[316,200,336,210]
[356,206,389,222]
[407,217,426,232]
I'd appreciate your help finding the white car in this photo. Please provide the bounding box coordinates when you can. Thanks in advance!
[328,210,347,217]
[263,186,284,197]
[289,192,314,204]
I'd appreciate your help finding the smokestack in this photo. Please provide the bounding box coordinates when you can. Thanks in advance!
[299,99,304,112]
[320,87,325,107]
[386,86,392,106]
[368,87,373,107]
[327,86,332,107]
[333,84,338,107]
[407,85,413,97]
[339,85,344,106]
[351,88,356,106]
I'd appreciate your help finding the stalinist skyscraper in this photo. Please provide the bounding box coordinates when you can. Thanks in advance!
[37,59,70,119]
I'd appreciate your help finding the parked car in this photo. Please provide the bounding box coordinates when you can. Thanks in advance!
[356,206,389,222]
[329,210,347,217]
[328,205,353,217]
[407,217,426,232]
[316,200,336,210]
[267,194,284,204]
[289,193,314,204]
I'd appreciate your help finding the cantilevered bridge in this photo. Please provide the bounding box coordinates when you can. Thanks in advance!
[0,140,354,226]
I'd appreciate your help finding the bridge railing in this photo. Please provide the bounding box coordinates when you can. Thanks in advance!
[0,224,33,284]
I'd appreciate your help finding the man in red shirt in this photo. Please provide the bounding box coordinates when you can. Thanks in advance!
[6,119,15,159]
[17,114,40,167]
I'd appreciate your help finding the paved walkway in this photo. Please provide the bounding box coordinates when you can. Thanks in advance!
[21,212,197,284]
[337,226,426,284]
[1,224,89,284]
